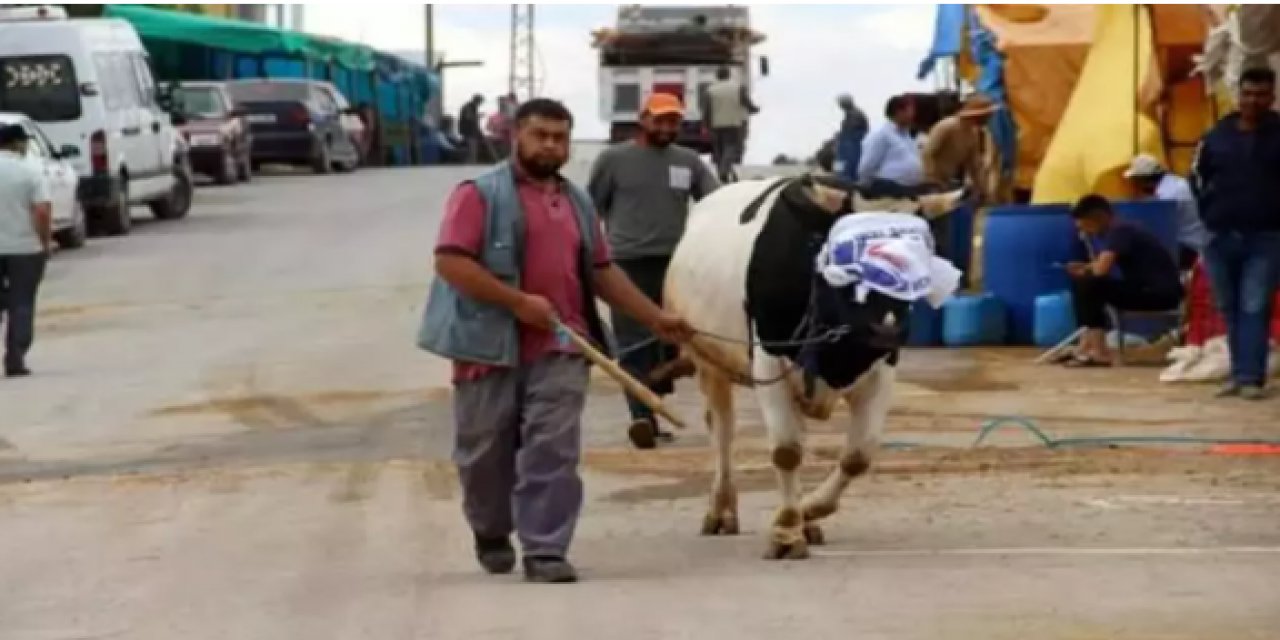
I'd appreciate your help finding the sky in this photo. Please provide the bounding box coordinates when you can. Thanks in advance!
[303,4,938,164]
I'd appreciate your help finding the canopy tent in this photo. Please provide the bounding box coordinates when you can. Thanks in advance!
[103,4,375,71]
[919,4,1221,203]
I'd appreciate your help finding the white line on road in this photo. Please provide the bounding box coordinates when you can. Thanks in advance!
[817,546,1280,558]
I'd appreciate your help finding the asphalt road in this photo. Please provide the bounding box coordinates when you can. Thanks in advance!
[1,163,1278,640]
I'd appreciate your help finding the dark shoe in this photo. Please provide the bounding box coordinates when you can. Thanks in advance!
[474,535,516,575]
[4,364,30,378]
[1215,382,1242,398]
[523,556,578,583]
[1240,385,1269,401]
[628,418,657,450]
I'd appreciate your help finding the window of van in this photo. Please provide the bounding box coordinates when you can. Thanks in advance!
[0,55,81,122]
[94,53,142,112]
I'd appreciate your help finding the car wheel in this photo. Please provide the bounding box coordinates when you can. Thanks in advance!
[93,180,132,236]
[54,201,88,249]
[152,162,194,220]
[216,150,237,185]
[311,143,332,174]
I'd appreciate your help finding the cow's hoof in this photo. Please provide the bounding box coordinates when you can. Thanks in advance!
[700,512,740,536]
[802,522,826,546]
[762,539,810,561]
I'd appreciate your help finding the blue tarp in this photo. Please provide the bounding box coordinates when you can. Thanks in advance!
[916,4,968,80]
[968,18,1018,177]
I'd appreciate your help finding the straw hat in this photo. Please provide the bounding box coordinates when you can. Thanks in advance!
[956,93,999,118]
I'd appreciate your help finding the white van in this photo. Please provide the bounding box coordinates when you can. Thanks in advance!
[0,5,190,236]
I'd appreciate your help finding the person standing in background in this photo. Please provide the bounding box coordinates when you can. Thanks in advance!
[700,67,759,183]
[921,93,998,202]
[458,94,485,164]
[0,124,52,378]
[858,95,925,198]
[1191,66,1280,400]
[833,93,868,183]
[588,93,719,450]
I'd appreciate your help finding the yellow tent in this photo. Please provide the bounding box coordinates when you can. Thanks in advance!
[1031,5,1221,203]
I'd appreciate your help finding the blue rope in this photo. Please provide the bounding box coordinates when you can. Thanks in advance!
[972,415,1280,450]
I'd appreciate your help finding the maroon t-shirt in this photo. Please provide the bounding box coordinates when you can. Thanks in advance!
[435,174,611,382]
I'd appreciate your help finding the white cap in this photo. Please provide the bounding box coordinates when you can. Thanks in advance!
[1123,153,1165,178]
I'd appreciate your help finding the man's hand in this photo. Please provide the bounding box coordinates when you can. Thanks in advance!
[1065,262,1088,278]
[650,310,695,344]
[514,293,557,331]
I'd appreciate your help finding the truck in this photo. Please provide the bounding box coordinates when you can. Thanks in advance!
[591,4,767,154]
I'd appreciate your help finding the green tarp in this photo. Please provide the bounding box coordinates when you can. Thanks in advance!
[102,4,375,71]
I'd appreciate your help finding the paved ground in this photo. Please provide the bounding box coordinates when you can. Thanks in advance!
[2,163,1279,640]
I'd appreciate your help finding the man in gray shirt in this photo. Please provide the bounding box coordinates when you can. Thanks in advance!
[588,92,719,449]
[0,124,53,377]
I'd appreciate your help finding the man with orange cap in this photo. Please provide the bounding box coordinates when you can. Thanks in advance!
[589,92,720,449]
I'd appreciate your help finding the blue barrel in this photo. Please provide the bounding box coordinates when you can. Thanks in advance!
[982,204,1079,344]
[931,204,974,288]
[907,301,943,347]
[943,293,1007,346]
[1033,291,1077,347]
[1113,199,1179,256]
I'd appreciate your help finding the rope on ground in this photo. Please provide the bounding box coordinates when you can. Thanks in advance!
[973,416,1280,450]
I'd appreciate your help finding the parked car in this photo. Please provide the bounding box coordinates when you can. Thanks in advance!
[224,78,361,174]
[163,80,252,185]
[0,5,189,235]
[0,111,86,249]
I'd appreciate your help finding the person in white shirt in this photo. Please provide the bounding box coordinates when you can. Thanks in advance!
[1123,153,1209,270]
[857,95,925,198]
[0,124,52,377]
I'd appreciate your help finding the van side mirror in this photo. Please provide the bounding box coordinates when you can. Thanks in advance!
[58,144,81,159]
[759,56,770,77]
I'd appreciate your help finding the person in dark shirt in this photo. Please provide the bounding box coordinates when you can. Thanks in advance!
[1191,66,1280,399]
[458,94,485,164]
[1062,194,1182,367]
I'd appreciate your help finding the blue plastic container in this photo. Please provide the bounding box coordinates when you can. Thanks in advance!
[982,204,1077,344]
[907,301,943,347]
[1033,291,1077,347]
[943,293,1007,346]
[932,204,974,288]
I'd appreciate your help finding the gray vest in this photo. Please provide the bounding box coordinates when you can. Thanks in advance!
[416,161,610,367]
[705,79,748,129]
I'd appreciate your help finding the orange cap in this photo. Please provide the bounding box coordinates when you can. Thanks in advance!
[643,92,684,116]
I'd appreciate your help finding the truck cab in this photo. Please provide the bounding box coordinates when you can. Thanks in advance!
[593,5,766,154]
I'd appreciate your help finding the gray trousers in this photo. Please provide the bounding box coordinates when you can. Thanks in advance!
[711,127,744,183]
[0,252,46,370]
[452,353,589,557]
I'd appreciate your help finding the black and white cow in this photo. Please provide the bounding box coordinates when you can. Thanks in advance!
[662,173,965,560]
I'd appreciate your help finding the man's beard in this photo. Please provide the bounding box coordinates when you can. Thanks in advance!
[644,129,676,147]
[516,151,563,180]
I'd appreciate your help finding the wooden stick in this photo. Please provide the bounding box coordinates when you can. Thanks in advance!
[555,321,689,431]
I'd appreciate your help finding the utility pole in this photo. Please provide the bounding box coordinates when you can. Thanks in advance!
[424,6,483,121]
[509,4,536,101]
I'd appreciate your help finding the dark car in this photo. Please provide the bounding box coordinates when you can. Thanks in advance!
[165,81,253,185]
[224,79,361,174]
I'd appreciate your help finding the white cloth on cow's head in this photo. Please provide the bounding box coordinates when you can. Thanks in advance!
[815,212,963,308]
